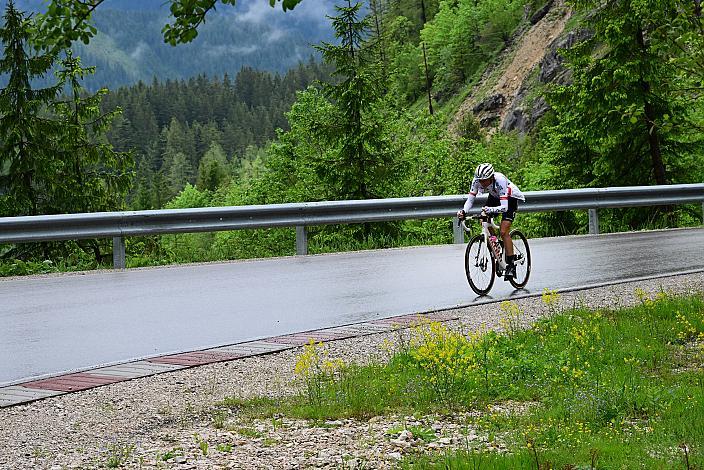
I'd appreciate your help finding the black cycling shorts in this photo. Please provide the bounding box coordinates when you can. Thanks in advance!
[487,195,518,222]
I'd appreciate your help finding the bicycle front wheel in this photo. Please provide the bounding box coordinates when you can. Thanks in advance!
[508,230,531,289]
[465,234,495,295]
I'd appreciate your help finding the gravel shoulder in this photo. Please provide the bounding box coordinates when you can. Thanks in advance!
[1,273,702,469]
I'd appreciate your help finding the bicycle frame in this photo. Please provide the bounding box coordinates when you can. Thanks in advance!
[461,214,531,294]
[462,215,506,272]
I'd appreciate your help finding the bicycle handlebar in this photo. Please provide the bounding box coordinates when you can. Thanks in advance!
[458,213,499,231]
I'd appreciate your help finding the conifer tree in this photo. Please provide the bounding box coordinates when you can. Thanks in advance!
[50,52,133,215]
[0,0,61,216]
[197,142,230,191]
[165,152,194,197]
[314,0,391,201]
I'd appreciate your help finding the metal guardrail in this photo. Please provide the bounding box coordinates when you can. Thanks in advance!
[0,184,702,269]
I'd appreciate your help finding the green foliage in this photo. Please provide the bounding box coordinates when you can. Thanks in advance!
[165,183,211,210]
[0,4,132,219]
[49,52,133,214]
[235,292,704,468]
[314,2,391,201]
[0,1,62,216]
[100,63,330,210]
[104,442,135,468]
[35,0,305,52]
[0,246,103,276]
[197,142,230,191]
[543,0,704,189]
[421,0,528,98]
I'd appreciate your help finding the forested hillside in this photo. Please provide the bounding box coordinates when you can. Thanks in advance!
[0,0,702,274]
[1,0,334,89]
[100,60,332,210]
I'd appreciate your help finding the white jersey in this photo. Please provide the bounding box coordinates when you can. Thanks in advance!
[462,172,525,214]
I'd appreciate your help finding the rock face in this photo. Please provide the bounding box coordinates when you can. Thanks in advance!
[538,29,593,85]
[502,28,593,134]
[530,0,555,24]
[501,108,528,133]
[480,113,502,128]
[473,94,506,114]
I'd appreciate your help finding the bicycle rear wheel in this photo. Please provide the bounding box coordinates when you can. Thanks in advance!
[508,230,531,289]
[465,235,495,295]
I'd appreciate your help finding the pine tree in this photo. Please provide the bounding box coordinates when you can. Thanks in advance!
[313,1,392,201]
[197,142,230,191]
[50,52,133,215]
[165,152,194,197]
[0,1,61,216]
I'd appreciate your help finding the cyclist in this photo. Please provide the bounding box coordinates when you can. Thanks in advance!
[457,163,525,279]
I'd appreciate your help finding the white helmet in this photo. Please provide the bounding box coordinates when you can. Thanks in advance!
[475,163,494,180]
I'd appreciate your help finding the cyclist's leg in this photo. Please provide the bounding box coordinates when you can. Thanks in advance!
[500,198,518,258]
[500,219,513,256]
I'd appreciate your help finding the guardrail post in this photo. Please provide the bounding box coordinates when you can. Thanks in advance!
[296,226,308,255]
[453,217,464,244]
[112,236,126,269]
[588,209,599,235]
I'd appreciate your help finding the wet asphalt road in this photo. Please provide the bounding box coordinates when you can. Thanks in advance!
[1,228,703,385]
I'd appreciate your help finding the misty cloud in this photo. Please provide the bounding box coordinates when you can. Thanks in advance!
[130,42,149,61]
[206,44,260,57]
[234,0,336,25]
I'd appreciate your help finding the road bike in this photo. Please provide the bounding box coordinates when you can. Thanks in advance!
[460,213,531,295]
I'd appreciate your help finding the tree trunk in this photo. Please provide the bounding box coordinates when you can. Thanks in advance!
[370,0,386,79]
[636,27,667,185]
[422,42,434,115]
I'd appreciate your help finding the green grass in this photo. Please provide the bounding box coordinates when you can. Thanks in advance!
[220,291,704,468]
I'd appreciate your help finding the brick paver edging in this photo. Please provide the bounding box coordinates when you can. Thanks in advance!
[0,312,458,408]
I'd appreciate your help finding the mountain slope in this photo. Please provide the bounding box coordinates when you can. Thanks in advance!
[2,0,335,89]
[450,0,572,134]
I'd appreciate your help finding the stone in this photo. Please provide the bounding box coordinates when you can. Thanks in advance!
[472,94,505,114]
[530,0,554,24]
[390,439,411,448]
[539,29,593,84]
[387,452,403,461]
[479,114,501,128]
[501,109,527,133]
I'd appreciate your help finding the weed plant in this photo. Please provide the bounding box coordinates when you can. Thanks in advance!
[223,291,704,468]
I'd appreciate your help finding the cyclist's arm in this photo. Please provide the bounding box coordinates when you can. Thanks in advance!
[462,179,481,212]
[463,192,477,212]
[484,198,508,214]
[484,175,509,214]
